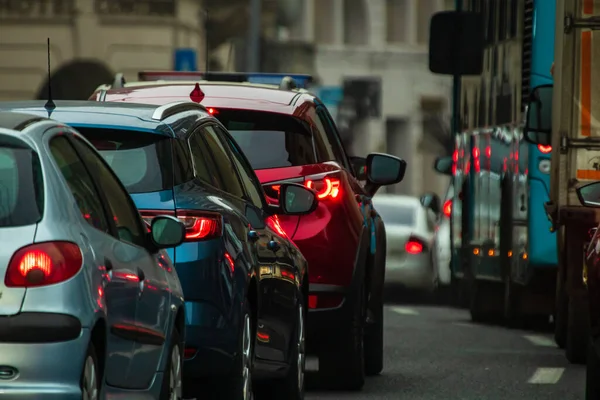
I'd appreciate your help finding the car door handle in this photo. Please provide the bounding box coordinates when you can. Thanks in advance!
[104,259,113,280]
[248,230,260,242]
[268,240,280,252]
[137,268,145,296]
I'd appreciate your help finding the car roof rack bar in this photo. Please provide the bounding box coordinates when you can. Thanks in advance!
[97,89,107,102]
[112,73,126,89]
[151,101,208,121]
[279,76,298,90]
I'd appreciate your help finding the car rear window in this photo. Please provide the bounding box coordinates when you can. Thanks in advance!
[76,127,173,194]
[0,144,44,227]
[215,109,316,169]
[373,202,416,226]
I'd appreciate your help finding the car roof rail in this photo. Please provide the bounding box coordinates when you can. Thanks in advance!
[112,73,126,89]
[151,101,208,121]
[96,89,108,102]
[279,76,298,91]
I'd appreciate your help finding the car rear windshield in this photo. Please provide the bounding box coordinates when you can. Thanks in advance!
[215,109,316,169]
[373,202,415,226]
[0,144,44,227]
[76,127,172,194]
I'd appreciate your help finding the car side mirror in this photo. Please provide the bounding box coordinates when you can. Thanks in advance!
[429,11,484,76]
[576,181,600,208]
[420,192,441,215]
[278,183,318,215]
[434,156,453,176]
[150,215,186,249]
[365,153,407,196]
[524,84,553,146]
[349,156,367,180]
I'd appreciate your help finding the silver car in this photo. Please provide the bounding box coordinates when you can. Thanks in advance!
[0,112,187,399]
[373,194,436,291]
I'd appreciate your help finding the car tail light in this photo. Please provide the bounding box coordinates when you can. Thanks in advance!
[305,177,341,200]
[184,347,197,359]
[443,200,452,218]
[405,236,426,255]
[538,144,552,154]
[207,107,218,115]
[5,242,83,288]
[139,210,222,242]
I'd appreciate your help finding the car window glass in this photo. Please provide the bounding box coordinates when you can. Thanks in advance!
[188,133,215,184]
[307,108,336,162]
[71,137,146,247]
[215,126,266,209]
[49,136,109,233]
[317,107,349,168]
[171,138,195,185]
[201,125,245,198]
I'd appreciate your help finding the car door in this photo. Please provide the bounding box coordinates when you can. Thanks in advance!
[48,134,140,389]
[69,136,168,389]
[210,123,299,360]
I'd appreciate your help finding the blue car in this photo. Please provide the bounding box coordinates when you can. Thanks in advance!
[0,111,187,399]
[4,100,315,399]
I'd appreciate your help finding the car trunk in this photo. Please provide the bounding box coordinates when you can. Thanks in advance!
[0,226,36,315]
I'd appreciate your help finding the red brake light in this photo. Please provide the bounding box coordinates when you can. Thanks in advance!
[538,144,552,154]
[305,177,341,200]
[405,236,426,255]
[207,107,218,115]
[443,199,452,218]
[5,242,83,288]
[139,210,222,242]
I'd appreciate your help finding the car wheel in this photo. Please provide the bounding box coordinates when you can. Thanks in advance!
[160,327,183,400]
[586,338,600,399]
[318,284,365,390]
[364,293,383,376]
[256,298,306,399]
[81,343,100,400]
[221,302,254,400]
[566,294,589,364]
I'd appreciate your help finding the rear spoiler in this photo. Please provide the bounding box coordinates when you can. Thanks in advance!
[137,71,314,89]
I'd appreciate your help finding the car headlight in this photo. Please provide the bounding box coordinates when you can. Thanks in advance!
[538,159,551,174]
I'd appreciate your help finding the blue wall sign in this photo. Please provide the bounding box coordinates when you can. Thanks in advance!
[174,48,198,71]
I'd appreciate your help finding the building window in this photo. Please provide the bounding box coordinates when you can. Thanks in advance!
[386,0,408,43]
[314,0,335,44]
[417,0,433,44]
[343,0,368,45]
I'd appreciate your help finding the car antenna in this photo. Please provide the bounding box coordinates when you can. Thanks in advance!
[44,38,56,117]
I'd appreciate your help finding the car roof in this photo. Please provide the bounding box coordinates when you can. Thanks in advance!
[95,81,317,115]
[0,111,50,131]
[372,194,422,207]
[0,100,169,134]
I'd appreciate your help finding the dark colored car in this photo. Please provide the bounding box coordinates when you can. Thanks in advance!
[91,73,407,390]
[1,100,317,400]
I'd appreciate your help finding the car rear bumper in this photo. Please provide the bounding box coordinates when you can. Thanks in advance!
[0,312,82,343]
[0,327,89,399]
[385,256,433,290]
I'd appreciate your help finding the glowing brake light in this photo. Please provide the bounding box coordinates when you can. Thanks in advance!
[140,210,222,241]
[305,177,341,200]
[405,240,423,254]
[538,144,552,154]
[5,242,83,288]
[443,199,452,218]
[207,107,218,115]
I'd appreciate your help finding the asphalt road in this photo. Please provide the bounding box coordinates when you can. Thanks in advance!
[305,304,586,400]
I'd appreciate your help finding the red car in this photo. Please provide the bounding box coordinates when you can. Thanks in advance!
[90,73,406,390]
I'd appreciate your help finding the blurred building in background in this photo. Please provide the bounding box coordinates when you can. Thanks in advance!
[0,0,452,197]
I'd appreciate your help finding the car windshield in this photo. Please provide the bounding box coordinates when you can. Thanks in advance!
[215,109,316,169]
[373,201,416,226]
[0,145,44,227]
[76,127,173,194]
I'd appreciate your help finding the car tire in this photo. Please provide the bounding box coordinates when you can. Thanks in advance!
[81,342,100,400]
[364,294,384,376]
[503,276,523,328]
[586,338,600,400]
[255,297,306,400]
[554,265,568,349]
[160,326,183,400]
[566,294,589,364]
[469,279,502,323]
[318,284,366,390]
[221,301,254,400]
